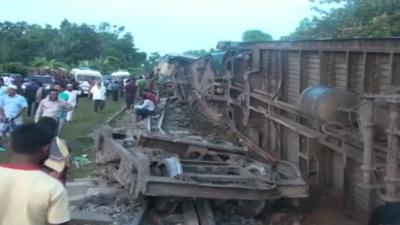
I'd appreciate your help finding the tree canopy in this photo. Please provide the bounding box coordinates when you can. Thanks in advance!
[242,30,273,42]
[284,0,400,40]
[183,48,217,57]
[0,20,147,75]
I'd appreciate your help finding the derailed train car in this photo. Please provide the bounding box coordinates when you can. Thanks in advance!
[181,39,400,220]
[155,54,197,100]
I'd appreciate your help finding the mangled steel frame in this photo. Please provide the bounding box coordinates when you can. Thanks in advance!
[94,126,308,202]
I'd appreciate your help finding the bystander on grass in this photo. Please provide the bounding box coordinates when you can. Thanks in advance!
[0,97,124,179]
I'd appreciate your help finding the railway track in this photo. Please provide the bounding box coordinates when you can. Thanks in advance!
[131,199,216,225]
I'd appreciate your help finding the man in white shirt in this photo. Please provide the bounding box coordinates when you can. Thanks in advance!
[35,89,73,125]
[134,94,155,121]
[90,81,106,113]
[63,84,79,122]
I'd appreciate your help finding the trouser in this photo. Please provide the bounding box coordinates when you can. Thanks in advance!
[94,100,105,112]
[27,97,36,117]
[135,108,154,119]
[58,119,65,135]
[66,110,74,122]
[112,90,119,101]
[125,96,134,111]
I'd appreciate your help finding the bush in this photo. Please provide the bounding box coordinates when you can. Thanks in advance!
[0,62,30,75]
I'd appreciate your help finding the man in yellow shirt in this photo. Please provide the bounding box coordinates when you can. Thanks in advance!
[0,123,71,225]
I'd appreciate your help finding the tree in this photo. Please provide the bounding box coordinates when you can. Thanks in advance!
[90,56,121,74]
[144,52,161,72]
[242,30,273,42]
[0,20,148,74]
[31,57,69,74]
[0,62,29,75]
[183,48,217,57]
[286,0,400,40]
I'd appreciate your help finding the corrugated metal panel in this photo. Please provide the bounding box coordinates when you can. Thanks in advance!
[267,51,279,93]
[286,52,300,104]
[304,52,320,86]
[393,54,400,86]
[348,53,364,94]
[333,53,348,90]
[375,54,391,93]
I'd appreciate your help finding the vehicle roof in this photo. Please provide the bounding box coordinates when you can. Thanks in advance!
[111,70,130,76]
[70,68,102,76]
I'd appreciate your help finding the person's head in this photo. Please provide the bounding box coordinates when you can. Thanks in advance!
[142,93,148,100]
[37,117,58,138]
[11,123,54,163]
[49,89,59,101]
[96,81,101,87]
[67,83,73,91]
[7,84,17,96]
[53,84,61,91]
[37,82,43,87]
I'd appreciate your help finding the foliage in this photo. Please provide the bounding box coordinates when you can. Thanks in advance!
[242,29,273,42]
[286,0,400,39]
[144,52,161,72]
[0,62,29,75]
[0,20,147,74]
[31,57,69,73]
[183,48,217,57]
[77,56,121,74]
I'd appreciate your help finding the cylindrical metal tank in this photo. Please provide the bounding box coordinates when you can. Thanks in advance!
[298,86,360,124]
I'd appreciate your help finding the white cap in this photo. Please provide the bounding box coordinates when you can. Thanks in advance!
[7,84,17,90]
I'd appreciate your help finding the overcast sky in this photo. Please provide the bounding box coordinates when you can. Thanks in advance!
[0,0,324,55]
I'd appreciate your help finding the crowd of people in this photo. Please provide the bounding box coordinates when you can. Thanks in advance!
[0,72,160,225]
[0,73,159,137]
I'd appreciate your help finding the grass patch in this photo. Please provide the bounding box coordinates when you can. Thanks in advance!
[0,97,124,179]
[63,97,123,178]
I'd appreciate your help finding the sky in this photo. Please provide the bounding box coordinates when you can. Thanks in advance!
[0,0,322,55]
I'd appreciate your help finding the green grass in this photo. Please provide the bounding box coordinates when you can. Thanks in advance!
[0,97,124,179]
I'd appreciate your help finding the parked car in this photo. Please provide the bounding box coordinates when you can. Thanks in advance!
[21,75,54,91]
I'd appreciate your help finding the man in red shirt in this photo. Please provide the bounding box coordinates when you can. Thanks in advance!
[143,91,157,104]
[124,79,137,112]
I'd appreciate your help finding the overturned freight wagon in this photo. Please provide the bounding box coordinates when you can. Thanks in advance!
[184,39,400,219]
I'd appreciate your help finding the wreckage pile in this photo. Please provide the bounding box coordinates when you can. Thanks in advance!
[82,98,308,225]
[163,99,238,145]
